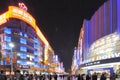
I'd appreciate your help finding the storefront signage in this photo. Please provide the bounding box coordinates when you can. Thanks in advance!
[82,53,120,64]
[85,61,100,66]
[9,6,35,27]
[21,65,30,69]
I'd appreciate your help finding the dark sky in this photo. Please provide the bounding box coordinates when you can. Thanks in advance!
[0,0,106,71]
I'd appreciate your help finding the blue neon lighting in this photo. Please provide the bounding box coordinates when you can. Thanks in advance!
[19,32,22,36]
[34,57,39,62]
[24,34,27,37]
[34,44,38,49]
[104,2,106,36]
[34,38,39,43]
[4,36,11,42]
[20,38,27,44]
[5,44,11,50]
[17,60,27,65]
[4,28,11,34]
[117,0,120,36]
[20,46,27,52]
[110,0,113,33]
[20,53,27,59]
[34,51,38,55]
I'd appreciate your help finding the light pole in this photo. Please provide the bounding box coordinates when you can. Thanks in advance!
[9,43,14,80]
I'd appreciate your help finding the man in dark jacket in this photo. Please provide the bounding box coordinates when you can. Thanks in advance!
[92,72,97,80]
[15,70,24,80]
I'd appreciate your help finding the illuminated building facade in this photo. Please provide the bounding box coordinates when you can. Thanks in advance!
[72,0,120,75]
[0,4,55,74]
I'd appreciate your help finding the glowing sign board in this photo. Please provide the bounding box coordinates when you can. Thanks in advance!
[0,13,8,25]
[0,6,49,46]
[9,6,36,28]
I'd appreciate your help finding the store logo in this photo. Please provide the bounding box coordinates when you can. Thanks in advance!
[18,3,28,11]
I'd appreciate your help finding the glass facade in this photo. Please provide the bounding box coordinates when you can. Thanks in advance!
[0,19,45,70]
[82,0,119,60]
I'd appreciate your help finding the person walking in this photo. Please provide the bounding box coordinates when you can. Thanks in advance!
[86,74,91,80]
[78,74,81,80]
[100,73,106,80]
[116,66,120,80]
[92,72,97,80]
[0,70,7,80]
[14,70,24,80]
[110,73,117,80]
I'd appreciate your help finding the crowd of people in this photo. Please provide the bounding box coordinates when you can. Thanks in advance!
[0,69,120,80]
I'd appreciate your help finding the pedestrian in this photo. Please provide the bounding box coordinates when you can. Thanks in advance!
[110,73,117,80]
[54,73,57,80]
[116,65,120,80]
[0,70,7,80]
[100,73,106,80]
[86,74,91,80]
[78,74,81,80]
[28,74,33,80]
[15,70,24,80]
[92,72,97,80]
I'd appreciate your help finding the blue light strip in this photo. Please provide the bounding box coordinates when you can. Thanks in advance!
[110,0,113,33]
[117,0,120,36]
[98,8,100,38]
[104,2,106,36]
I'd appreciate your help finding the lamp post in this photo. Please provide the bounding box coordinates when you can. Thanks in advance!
[9,43,14,80]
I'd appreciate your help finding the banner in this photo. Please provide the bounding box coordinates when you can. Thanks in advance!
[6,54,10,64]
[12,53,17,63]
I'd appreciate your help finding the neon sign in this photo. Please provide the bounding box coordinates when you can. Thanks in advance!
[18,3,27,11]
[0,13,7,25]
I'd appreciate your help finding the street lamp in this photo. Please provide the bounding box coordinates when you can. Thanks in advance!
[9,43,14,79]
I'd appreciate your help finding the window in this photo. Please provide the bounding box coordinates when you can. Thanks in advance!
[34,57,39,62]
[24,34,27,37]
[34,51,38,55]
[17,60,27,65]
[4,28,11,34]
[34,38,39,43]
[5,44,11,50]
[20,53,27,59]
[20,38,26,44]
[20,46,27,52]
[19,32,22,36]
[4,36,11,42]
[34,44,38,49]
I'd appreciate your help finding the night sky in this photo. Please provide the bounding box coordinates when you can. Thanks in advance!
[0,0,106,71]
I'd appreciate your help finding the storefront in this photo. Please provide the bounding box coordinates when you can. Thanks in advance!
[80,57,120,75]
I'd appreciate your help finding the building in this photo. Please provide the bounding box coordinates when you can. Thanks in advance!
[0,3,57,74]
[72,0,120,75]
